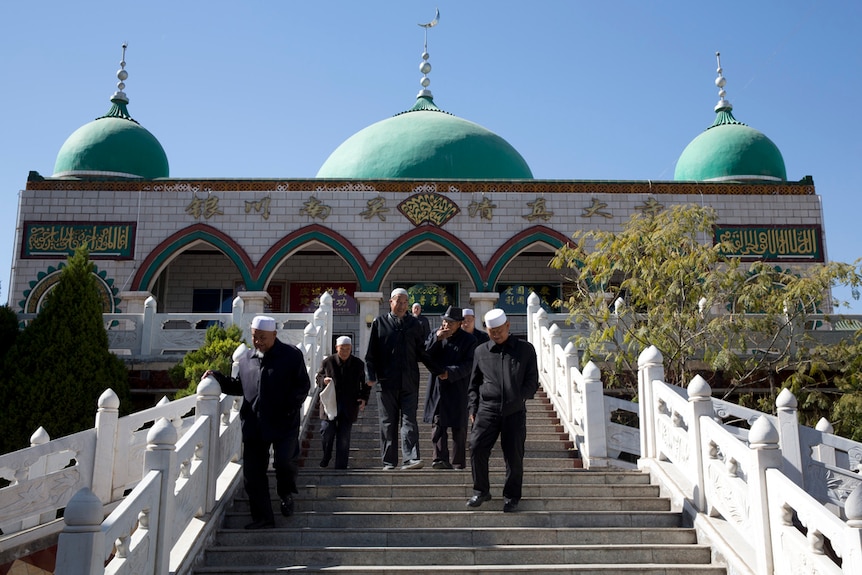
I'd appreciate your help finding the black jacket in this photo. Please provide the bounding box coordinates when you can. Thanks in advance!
[365,312,439,391]
[213,338,311,442]
[316,353,369,423]
[468,335,539,418]
[423,328,477,427]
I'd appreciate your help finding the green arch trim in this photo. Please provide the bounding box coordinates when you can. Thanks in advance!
[134,224,255,291]
[485,227,572,290]
[367,228,484,291]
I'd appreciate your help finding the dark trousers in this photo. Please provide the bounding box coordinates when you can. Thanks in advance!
[320,415,354,469]
[431,414,467,468]
[242,433,300,522]
[376,385,420,465]
[469,407,527,501]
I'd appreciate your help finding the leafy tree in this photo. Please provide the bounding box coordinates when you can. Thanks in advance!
[550,204,862,404]
[0,304,19,360]
[0,246,129,453]
[170,323,245,399]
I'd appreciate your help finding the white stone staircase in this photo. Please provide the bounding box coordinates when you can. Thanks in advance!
[192,374,727,574]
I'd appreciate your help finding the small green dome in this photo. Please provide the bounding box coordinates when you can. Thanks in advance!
[317,97,532,179]
[674,108,786,182]
[53,100,169,179]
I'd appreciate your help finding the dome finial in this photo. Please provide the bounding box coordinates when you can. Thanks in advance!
[113,42,129,105]
[417,8,440,99]
[714,51,732,112]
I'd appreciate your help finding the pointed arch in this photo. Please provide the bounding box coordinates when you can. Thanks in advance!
[485,226,573,290]
[133,224,256,291]
[368,226,485,291]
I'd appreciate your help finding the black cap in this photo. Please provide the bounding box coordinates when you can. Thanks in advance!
[441,306,464,322]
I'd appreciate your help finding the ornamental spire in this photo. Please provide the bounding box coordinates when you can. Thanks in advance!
[417,8,440,99]
[112,43,129,105]
[714,51,731,112]
[100,42,137,123]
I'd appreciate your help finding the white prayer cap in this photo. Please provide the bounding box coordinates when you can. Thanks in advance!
[484,309,508,329]
[463,308,475,317]
[251,315,276,331]
[390,287,409,299]
[336,336,352,346]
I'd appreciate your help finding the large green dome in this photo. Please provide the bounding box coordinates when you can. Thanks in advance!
[674,109,786,182]
[53,101,169,179]
[316,96,533,179]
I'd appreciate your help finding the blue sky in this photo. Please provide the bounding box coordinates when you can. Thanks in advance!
[1,1,860,312]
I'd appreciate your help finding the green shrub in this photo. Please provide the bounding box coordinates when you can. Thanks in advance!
[171,324,245,399]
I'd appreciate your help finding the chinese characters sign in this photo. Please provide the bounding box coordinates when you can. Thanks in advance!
[289,282,357,314]
[496,283,560,314]
[394,282,458,315]
[715,226,823,261]
[23,222,135,259]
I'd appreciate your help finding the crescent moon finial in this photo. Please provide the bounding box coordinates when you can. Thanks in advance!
[714,50,732,112]
[113,42,129,104]
[418,7,440,29]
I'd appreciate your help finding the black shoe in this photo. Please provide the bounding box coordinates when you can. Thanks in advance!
[280,497,294,517]
[431,460,452,470]
[319,458,330,468]
[244,519,275,530]
[466,492,492,507]
[503,499,520,513]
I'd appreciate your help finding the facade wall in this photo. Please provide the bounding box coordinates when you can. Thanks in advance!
[11,180,826,329]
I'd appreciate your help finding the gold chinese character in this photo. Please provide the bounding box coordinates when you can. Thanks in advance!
[468,197,497,221]
[637,197,664,217]
[523,197,554,222]
[582,198,613,219]
[245,196,272,220]
[300,196,332,220]
[185,194,224,220]
[360,197,390,221]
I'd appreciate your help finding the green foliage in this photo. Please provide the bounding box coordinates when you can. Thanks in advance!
[171,324,245,399]
[0,305,19,360]
[550,204,862,405]
[0,246,129,454]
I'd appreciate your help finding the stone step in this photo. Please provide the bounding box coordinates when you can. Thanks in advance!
[194,566,727,574]
[294,483,660,499]
[221,509,686,530]
[200,544,714,568]
[298,469,652,486]
[215,526,699,547]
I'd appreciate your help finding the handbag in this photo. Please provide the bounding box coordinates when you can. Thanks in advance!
[319,380,338,420]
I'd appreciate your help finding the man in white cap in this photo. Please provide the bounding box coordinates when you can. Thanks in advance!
[461,308,489,344]
[315,335,368,469]
[365,288,441,470]
[203,315,310,529]
[466,308,539,513]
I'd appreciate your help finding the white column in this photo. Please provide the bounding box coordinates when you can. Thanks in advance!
[354,292,383,358]
[469,292,499,329]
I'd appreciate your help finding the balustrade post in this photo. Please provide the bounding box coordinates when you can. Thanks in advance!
[813,418,836,466]
[55,488,106,575]
[526,291,541,345]
[196,376,222,513]
[317,291,333,356]
[145,418,178,575]
[354,291,383,360]
[748,415,782,575]
[844,485,862,573]
[20,428,50,529]
[563,343,578,426]
[638,345,664,460]
[314,308,327,362]
[141,296,157,356]
[231,295,244,328]
[549,323,562,396]
[775,388,804,488]
[91,389,120,504]
[534,308,549,386]
[581,361,608,468]
[687,375,712,512]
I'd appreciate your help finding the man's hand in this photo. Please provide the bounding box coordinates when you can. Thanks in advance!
[438,371,449,380]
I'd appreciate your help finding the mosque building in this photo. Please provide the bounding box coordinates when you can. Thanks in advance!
[8,32,825,373]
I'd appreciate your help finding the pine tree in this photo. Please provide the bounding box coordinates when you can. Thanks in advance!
[0,246,129,453]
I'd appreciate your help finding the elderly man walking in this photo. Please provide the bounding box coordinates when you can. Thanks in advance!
[366,288,439,470]
[204,315,310,529]
[466,309,539,513]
